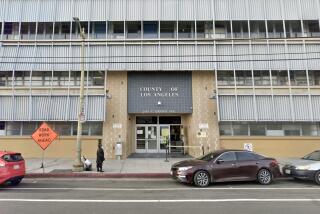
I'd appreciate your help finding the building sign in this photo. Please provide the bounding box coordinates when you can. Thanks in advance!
[128,71,192,113]
[31,122,58,150]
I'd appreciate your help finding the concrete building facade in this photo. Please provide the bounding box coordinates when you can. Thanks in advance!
[0,0,320,159]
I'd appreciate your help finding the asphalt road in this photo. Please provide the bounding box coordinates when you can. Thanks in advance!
[0,178,320,214]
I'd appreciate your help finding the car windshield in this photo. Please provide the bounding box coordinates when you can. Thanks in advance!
[302,151,320,161]
[197,151,222,162]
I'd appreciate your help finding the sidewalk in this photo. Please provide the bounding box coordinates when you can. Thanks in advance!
[25,157,189,179]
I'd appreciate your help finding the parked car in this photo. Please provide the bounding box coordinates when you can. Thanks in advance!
[171,149,281,187]
[282,150,320,185]
[0,151,25,186]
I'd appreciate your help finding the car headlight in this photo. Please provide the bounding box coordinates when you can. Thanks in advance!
[178,166,193,172]
[295,165,311,170]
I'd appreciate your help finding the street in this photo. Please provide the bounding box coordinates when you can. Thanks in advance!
[0,178,320,214]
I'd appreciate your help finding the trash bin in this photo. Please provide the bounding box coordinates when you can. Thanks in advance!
[115,142,122,160]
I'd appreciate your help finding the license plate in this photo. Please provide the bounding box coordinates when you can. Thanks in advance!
[13,165,20,170]
[285,169,291,174]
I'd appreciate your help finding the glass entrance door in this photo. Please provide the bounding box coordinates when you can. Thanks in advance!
[136,125,158,153]
[159,125,170,152]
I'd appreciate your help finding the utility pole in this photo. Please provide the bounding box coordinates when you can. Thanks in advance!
[72,17,85,172]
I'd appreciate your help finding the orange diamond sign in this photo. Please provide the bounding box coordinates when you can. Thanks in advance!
[31,122,58,150]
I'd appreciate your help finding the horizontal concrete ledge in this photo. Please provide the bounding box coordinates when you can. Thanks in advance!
[26,173,171,179]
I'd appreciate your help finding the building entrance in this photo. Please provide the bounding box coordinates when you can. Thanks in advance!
[135,116,183,153]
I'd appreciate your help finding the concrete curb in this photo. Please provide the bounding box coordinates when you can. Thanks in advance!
[25,173,171,179]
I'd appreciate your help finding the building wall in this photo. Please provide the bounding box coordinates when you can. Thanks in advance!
[102,71,129,159]
[221,136,320,158]
[186,71,220,157]
[0,136,100,158]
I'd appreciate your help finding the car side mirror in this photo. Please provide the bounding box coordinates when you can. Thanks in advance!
[216,159,224,164]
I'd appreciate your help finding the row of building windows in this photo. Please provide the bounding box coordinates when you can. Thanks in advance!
[0,20,319,40]
[0,71,104,87]
[220,122,320,136]
[0,121,103,136]
[217,70,320,86]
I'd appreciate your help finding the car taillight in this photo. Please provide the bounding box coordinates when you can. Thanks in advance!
[271,160,279,166]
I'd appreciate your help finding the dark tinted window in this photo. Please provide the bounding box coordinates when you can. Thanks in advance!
[218,152,236,162]
[236,152,260,161]
[159,116,181,124]
[2,153,24,162]
[302,151,320,161]
[136,116,157,124]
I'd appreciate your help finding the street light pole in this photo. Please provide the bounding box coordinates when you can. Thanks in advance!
[73,17,85,172]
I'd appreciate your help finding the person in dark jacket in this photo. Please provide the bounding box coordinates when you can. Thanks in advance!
[96,141,105,172]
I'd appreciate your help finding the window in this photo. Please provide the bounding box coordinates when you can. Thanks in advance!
[22,122,37,135]
[160,21,176,38]
[143,21,158,38]
[272,70,289,86]
[196,21,213,38]
[290,70,307,86]
[285,21,302,38]
[4,22,13,37]
[92,22,106,39]
[90,71,104,86]
[0,71,12,86]
[14,71,30,86]
[236,70,252,86]
[266,123,284,136]
[108,21,124,39]
[283,123,301,136]
[302,123,318,136]
[254,70,270,86]
[219,122,232,136]
[303,20,320,37]
[136,116,157,124]
[250,123,266,136]
[127,21,141,38]
[267,21,284,38]
[308,70,320,86]
[90,123,103,135]
[233,123,248,135]
[55,122,71,136]
[250,21,266,38]
[217,70,234,86]
[159,116,181,124]
[31,71,52,86]
[218,152,236,162]
[0,122,5,136]
[232,21,249,38]
[215,21,231,38]
[236,152,259,161]
[6,122,21,135]
[53,71,69,86]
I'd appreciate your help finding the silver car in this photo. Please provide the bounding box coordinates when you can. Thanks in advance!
[282,150,320,185]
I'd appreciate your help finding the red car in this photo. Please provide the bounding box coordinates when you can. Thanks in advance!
[0,151,25,185]
[171,149,281,187]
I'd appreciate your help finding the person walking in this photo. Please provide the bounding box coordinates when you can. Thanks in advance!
[96,141,105,172]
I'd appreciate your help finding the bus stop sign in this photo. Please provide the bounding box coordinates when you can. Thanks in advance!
[31,122,58,150]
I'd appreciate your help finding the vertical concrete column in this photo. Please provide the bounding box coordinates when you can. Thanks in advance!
[186,71,220,157]
[103,71,129,159]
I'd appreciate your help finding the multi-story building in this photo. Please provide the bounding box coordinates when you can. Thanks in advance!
[1,0,320,159]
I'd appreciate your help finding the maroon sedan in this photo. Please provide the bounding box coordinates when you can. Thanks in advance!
[171,149,281,187]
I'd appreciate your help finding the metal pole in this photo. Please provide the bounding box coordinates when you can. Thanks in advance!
[73,24,85,172]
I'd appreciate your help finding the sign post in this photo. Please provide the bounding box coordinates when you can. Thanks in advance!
[31,122,58,173]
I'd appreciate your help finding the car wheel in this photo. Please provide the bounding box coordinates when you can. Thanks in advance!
[10,178,22,186]
[193,170,210,187]
[257,169,272,185]
[314,171,320,185]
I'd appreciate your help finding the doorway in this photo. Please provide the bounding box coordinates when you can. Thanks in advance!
[135,116,183,153]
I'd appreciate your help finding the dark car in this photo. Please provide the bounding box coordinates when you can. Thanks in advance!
[171,149,281,187]
[282,150,320,184]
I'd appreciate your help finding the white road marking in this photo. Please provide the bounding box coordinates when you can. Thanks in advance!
[3,187,320,191]
[0,198,320,203]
